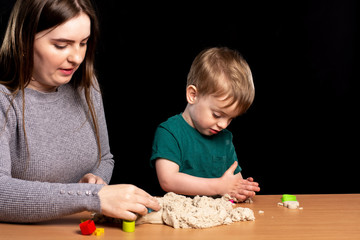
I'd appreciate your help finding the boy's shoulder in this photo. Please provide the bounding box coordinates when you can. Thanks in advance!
[157,113,194,138]
[159,113,183,128]
[158,113,233,140]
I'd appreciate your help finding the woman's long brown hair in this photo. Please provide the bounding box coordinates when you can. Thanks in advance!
[0,0,102,165]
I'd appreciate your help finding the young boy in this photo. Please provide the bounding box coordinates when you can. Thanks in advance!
[150,47,260,202]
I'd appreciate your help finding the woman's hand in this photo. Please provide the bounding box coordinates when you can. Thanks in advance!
[98,184,161,221]
[79,173,107,185]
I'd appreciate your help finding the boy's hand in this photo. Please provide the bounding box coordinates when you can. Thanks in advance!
[220,162,260,202]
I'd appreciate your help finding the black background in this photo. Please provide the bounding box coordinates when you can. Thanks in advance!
[1,0,359,196]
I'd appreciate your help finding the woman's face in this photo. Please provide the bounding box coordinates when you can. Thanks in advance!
[29,13,91,92]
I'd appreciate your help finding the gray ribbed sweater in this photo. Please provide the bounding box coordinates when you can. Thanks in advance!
[0,83,114,223]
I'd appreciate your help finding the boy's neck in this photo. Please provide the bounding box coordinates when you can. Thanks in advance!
[181,105,194,128]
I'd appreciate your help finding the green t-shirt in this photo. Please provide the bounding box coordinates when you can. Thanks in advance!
[150,113,241,178]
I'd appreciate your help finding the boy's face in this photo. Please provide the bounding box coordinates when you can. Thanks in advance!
[185,93,239,136]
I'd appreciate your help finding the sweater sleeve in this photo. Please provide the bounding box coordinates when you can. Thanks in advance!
[0,175,104,223]
[0,85,113,223]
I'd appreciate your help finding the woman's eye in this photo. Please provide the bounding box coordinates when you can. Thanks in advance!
[54,44,66,49]
[80,42,87,47]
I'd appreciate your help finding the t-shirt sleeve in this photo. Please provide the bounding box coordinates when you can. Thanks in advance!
[150,126,181,168]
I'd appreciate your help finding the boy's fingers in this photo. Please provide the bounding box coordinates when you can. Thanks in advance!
[246,177,254,182]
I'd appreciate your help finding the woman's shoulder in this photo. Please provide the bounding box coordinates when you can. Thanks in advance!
[0,84,13,103]
[77,78,103,104]
[0,84,11,93]
[0,84,17,118]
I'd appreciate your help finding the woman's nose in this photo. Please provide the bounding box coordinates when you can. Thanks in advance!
[67,46,85,65]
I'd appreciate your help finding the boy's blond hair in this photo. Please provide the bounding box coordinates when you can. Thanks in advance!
[186,47,255,115]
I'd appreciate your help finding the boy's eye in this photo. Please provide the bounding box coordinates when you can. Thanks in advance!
[212,113,221,118]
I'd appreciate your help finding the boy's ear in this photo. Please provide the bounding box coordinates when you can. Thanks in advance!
[186,85,198,104]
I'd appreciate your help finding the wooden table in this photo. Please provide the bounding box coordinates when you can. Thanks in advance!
[1,194,359,240]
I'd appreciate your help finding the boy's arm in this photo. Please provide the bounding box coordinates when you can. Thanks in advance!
[155,159,260,201]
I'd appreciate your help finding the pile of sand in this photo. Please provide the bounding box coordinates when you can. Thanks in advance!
[136,192,255,229]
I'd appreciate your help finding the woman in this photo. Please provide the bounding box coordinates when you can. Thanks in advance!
[0,0,159,223]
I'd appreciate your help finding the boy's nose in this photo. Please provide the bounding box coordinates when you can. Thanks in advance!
[217,119,228,130]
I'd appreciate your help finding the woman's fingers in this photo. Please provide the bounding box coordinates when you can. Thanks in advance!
[98,184,160,220]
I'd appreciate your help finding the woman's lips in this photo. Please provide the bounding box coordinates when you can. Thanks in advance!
[59,68,75,75]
